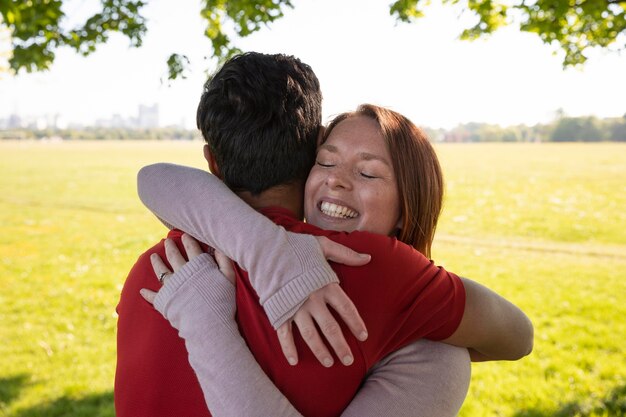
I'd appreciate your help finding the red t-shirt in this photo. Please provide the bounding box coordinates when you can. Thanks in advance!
[115,207,465,417]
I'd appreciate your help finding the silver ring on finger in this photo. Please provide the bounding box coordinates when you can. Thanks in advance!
[158,271,171,284]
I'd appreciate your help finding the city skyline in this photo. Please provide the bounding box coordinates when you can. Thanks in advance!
[0,103,163,130]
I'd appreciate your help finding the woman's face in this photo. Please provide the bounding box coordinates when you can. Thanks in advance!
[304,115,401,236]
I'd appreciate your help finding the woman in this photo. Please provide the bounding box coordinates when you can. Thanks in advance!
[139,104,533,416]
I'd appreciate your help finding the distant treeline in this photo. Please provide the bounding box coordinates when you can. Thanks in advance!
[425,114,626,142]
[2,115,625,142]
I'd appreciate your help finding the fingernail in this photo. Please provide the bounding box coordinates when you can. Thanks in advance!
[139,289,147,297]
[323,358,333,367]
[342,355,353,366]
[358,331,368,341]
[360,254,370,259]
[287,357,297,366]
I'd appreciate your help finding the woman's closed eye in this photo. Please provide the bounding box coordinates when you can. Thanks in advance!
[316,160,335,168]
[360,172,378,179]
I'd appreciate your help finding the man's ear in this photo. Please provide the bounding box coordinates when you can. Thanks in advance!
[203,144,222,178]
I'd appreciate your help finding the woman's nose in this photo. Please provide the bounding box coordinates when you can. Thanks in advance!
[325,168,352,190]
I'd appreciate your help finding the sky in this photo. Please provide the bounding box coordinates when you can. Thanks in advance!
[0,0,625,129]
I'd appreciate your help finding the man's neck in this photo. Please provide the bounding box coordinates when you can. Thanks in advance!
[236,183,304,220]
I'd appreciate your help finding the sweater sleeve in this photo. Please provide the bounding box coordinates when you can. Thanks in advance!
[343,340,470,417]
[154,255,471,417]
[138,163,338,328]
[154,254,302,417]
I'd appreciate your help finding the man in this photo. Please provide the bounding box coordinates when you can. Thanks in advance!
[117,52,482,416]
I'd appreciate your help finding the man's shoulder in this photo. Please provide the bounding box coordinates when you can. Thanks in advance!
[332,232,433,287]
[322,229,425,265]
[332,230,412,252]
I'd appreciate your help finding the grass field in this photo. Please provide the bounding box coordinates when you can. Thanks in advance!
[1,140,625,416]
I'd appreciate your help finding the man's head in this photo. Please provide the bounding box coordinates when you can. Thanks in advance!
[197,52,322,195]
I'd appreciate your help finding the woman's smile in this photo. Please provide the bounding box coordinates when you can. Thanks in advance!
[318,200,359,219]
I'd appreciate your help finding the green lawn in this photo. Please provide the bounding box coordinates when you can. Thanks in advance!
[1,140,624,416]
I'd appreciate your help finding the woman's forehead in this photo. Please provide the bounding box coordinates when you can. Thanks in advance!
[324,118,389,157]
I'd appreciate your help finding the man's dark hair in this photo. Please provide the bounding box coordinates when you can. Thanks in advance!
[196,52,322,195]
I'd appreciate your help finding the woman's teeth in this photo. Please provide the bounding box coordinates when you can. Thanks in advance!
[320,201,358,219]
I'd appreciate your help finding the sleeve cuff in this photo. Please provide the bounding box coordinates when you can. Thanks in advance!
[263,233,339,329]
[153,253,237,328]
[153,253,218,315]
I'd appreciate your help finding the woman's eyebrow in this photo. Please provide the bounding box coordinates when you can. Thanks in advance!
[319,144,391,166]
[358,152,391,167]
[318,144,338,153]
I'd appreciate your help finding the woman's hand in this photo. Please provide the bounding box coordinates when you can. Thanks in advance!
[276,236,370,368]
[277,283,368,368]
[140,233,235,304]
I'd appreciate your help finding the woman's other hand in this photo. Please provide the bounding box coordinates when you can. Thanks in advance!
[140,233,234,304]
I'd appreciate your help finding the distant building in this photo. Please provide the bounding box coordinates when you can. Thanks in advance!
[138,104,159,128]
[8,113,22,129]
[95,113,136,128]
[111,114,125,128]
[52,114,67,129]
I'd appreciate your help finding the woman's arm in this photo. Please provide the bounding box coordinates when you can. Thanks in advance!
[147,246,470,417]
[137,163,338,329]
[443,278,534,361]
